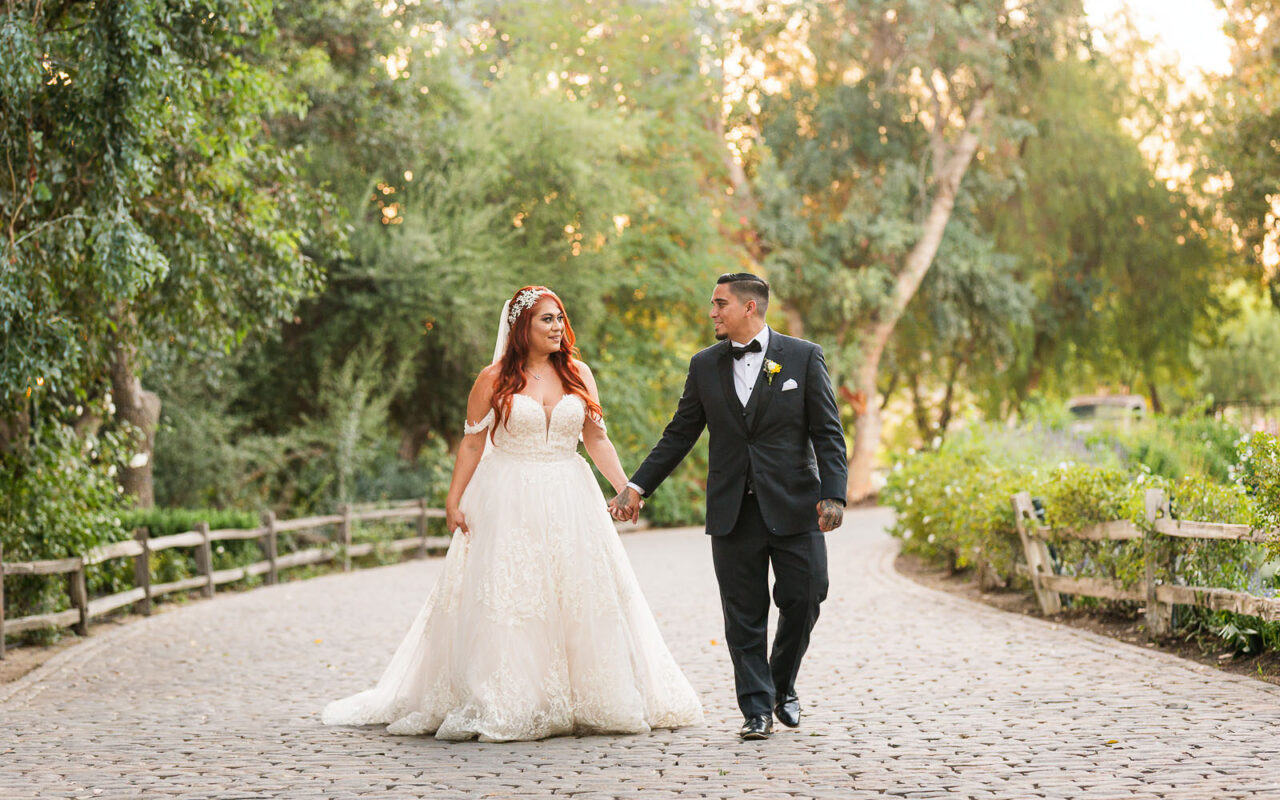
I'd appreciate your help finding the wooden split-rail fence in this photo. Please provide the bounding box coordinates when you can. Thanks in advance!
[1013,488,1280,636]
[0,500,449,658]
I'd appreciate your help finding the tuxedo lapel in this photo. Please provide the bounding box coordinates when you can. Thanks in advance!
[745,330,783,435]
[716,341,749,433]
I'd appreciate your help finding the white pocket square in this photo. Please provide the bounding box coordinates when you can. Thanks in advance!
[781,378,798,392]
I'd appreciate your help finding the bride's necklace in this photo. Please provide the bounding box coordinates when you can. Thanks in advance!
[525,365,547,381]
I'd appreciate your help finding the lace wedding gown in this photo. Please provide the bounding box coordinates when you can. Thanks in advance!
[322,393,703,741]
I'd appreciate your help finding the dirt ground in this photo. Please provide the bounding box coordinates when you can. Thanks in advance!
[895,552,1280,688]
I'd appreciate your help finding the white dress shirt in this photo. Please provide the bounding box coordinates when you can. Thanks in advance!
[626,327,770,497]
[730,327,770,408]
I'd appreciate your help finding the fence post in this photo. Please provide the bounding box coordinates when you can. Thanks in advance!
[262,511,278,586]
[340,504,353,572]
[1144,488,1173,638]
[133,527,152,616]
[69,559,89,636]
[1012,491,1062,614]
[196,521,215,599]
[1,541,6,659]
[416,499,429,558]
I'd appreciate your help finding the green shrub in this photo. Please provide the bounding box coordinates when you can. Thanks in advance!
[1108,414,1241,483]
[884,420,1280,651]
[1035,465,1148,590]
[882,431,1024,576]
[1,406,128,641]
[1235,431,1280,542]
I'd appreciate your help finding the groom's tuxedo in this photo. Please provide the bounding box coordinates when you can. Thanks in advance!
[630,328,847,533]
[629,327,847,719]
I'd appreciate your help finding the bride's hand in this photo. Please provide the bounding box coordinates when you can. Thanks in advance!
[447,506,469,537]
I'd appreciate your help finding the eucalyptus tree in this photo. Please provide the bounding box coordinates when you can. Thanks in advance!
[744,0,1085,499]
[883,221,1031,443]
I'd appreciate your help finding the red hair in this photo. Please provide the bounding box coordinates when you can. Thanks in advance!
[490,286,603,435]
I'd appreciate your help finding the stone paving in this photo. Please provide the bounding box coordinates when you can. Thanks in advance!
[3,507,1280,799]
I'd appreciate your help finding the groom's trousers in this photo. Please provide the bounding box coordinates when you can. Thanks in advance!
[710,490,829,718]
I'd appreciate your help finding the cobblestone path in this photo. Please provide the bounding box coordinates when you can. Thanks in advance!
[3,507,1279,799]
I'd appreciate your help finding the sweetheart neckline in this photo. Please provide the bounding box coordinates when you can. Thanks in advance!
[513,392,580,437]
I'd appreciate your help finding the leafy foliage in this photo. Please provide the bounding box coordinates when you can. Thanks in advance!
[1196,300,1280,410]
[1235,432,1280,538]
[884,418,1280,650]
[0,397,129,634]
[1,0,336,404]
[1196,0,1280,301]
[5,1,1277,639]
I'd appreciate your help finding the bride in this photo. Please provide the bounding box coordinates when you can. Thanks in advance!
[322,286,703,741]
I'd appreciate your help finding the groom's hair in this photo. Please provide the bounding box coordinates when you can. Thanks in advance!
[717,272,769,313]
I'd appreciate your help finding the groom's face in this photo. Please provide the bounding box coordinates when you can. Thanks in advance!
[710,283,752,342]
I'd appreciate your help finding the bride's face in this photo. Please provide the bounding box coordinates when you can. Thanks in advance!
[526,297,565,357]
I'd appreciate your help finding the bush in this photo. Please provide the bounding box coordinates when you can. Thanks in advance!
[1106,414,1241,484]
[1,405,128,641]
[882,432,1022,575]
[884,418,1280,650]
[85,507,268,599]
[882,423,1128,579]
[1235,431,1280,542]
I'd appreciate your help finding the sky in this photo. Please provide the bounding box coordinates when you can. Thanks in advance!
[1084,0,1234,77]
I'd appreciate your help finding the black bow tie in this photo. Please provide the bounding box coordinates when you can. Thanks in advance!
[730,340,763,360]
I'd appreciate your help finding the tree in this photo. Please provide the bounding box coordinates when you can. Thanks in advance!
[194,0,734,523]
[986,49,1229,415]
[744,0,1083,499]
[1197,294,1280,412]
[883,224,1031,444]
[1,0,337,508]
[1198,1,1280,303]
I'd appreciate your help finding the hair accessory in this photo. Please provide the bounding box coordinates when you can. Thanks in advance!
[507,289,548,325]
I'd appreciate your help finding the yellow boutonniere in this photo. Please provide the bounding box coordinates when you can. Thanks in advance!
[764,359,782,385]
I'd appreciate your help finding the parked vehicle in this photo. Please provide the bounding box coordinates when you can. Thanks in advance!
[1066,394,1147,432]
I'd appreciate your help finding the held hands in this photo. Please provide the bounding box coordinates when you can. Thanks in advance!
[816,498,844,533]
[608,486,643,523]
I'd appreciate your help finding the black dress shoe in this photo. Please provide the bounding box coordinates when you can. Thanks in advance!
[774,694,801,728]
[739,713,773,740]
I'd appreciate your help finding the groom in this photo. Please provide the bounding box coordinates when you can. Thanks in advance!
[610,273,847,741]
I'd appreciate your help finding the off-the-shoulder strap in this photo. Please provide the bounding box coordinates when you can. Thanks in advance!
[463,409,495,436]
[585,411,606,433]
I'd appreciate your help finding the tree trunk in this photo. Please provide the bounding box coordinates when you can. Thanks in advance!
[879,367,899,411]
[0,410,29,457]
[783,305,806,338]
[846,91,990,502]
[1146,379,1163,415]
[397,422,432,463]
[937,345,970,439]
[848,351,884,502]
[110,337,161,508]
[908,371,932,443]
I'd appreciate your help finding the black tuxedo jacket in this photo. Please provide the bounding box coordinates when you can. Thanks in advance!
[630,329,848,536]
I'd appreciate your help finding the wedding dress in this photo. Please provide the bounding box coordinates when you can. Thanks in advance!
[322,392,703,741]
